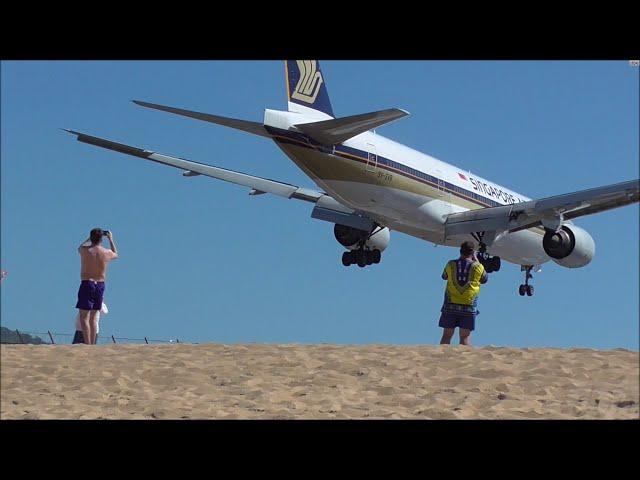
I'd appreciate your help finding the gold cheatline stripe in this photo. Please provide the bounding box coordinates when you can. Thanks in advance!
[279,141,481,209]
[279,136,491,208]
[274,137,546,236]
[274,135,453,198]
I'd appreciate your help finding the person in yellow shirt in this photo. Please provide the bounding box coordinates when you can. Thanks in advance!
[439,241,488,346]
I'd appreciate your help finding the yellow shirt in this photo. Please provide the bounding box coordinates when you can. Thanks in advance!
[443,259,486,306]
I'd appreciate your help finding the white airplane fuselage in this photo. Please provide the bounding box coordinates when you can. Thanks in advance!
[265,107,556,267]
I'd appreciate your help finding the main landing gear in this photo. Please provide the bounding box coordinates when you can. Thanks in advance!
[342,249,381,268]
[338,224,387,268]
[519,266,534,296]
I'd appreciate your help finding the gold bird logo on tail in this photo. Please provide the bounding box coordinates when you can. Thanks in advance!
[291,60,324,104]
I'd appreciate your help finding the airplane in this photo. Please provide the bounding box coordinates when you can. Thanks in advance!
[65,60,640,296]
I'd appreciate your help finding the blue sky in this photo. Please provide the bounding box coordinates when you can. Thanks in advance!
[1,61,638,349]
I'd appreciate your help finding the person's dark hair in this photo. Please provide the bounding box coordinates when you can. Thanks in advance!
[460,241,475,257]
[89,228,104,245]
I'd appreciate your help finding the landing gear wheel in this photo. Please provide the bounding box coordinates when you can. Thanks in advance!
[519,284,526,296]
[364,251,373,266]
[340,239,382,268]
[526,285,534,296]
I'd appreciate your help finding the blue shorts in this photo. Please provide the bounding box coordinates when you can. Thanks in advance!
[75,281,105,311]
[439,312,476,331]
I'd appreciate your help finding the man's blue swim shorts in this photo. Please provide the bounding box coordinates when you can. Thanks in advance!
[438,311,476,331]
[75,280,105,311]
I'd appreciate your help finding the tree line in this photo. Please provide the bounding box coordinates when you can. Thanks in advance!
[1,326,47,344]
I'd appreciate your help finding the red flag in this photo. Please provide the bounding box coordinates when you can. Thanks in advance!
[458,172,468,181]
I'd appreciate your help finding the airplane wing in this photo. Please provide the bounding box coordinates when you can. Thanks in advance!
[64,130,376,231]
[445,179,640,241]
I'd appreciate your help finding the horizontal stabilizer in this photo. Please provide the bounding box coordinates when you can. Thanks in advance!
[294,108,410,145]
[133,100,271,138]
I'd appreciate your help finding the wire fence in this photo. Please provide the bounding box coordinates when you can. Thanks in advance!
[0,329,183,345]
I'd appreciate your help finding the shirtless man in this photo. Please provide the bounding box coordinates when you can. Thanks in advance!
[76,228,118,344]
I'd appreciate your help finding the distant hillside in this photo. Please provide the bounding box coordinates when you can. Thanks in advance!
[1,327,47,344]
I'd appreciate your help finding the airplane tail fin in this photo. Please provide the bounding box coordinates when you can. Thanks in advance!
[286,60,334,119]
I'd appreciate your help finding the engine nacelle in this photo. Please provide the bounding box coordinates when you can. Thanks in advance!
[542,225,595,268]
[334,224,390,252]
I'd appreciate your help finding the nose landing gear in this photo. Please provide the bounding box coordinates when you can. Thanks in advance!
[519,266,534,296]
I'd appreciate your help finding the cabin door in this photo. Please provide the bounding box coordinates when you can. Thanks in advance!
[435,168,451,214]
[365,143,377,173]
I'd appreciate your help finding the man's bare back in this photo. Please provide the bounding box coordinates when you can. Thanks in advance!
[79,245,118,281]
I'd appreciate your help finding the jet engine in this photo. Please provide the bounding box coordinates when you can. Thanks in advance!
[334,224,390,252]
[542,225,595,268]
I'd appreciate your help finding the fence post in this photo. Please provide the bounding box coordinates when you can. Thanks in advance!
[144,337,149,344]
[111,335,116,344]
[48,331,55,344]
[176,338,179,343]
[16,330,24,344]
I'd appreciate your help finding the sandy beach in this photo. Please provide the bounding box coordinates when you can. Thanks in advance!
[1,344,638,419]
